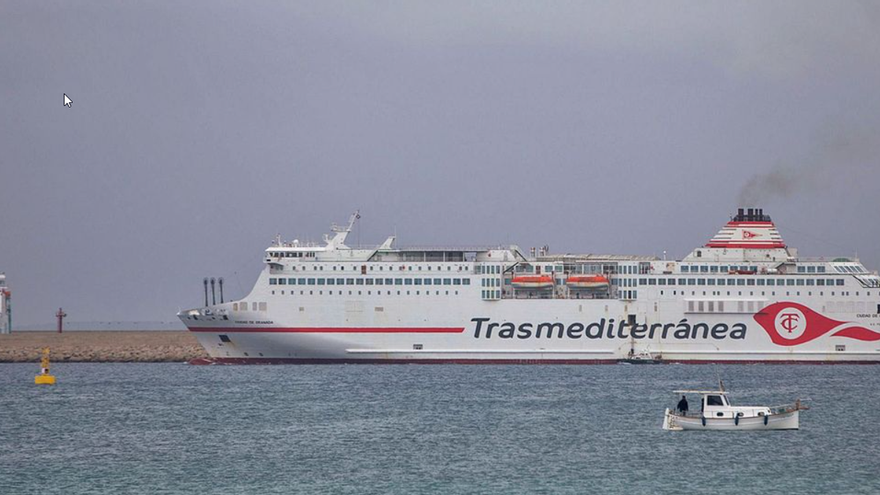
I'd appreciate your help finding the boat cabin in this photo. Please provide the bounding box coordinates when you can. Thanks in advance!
[674,390,771,419]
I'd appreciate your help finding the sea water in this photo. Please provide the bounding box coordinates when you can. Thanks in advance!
[1,363,878,494]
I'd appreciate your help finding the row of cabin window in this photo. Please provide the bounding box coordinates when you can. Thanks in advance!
[682,265,763,273]
[660,290,862,298]
[618,265,651,275]
[688,300,754,313]
[282,265,468,272]
[269,290,460,297]
[478,265,503,274]
[689,300,876,314]
[269,252,315,258]
[482,290,501,299]
[232,302,267,311]
[680,265,835,274]
[269,277,471,286]
[633,278,845,287]
[515,265,565,274]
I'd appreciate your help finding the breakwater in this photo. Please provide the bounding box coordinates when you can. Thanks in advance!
[0,331,207,362]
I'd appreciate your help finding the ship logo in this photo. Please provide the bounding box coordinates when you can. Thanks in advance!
[755,302,880,346]
[775,308,806,340]
[742,230,760,239]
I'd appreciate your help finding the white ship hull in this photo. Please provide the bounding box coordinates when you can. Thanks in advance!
[183,297,880,364]
[180,209,880,364]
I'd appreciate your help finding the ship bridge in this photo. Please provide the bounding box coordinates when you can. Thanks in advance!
[263,211,523,265]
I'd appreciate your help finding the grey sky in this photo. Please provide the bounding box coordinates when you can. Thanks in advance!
[2,1,879,327]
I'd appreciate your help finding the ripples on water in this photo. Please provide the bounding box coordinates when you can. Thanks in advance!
[1,363,879,494]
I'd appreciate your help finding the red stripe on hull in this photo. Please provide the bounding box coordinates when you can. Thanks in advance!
[195,357,620,365]
[661,359,880,365]
[189,357,880,365]
[188,327,465,333]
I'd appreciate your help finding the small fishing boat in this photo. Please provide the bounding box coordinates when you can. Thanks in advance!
[618,350,662,364]
[662,383,807,431]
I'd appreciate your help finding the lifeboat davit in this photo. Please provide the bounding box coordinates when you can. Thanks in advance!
[511,275,554,289]
[566,275,610,289]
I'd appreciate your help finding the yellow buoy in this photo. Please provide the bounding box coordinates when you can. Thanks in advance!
[35,348,56,385]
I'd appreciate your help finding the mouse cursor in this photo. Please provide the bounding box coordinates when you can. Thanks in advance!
[63,94,72,108]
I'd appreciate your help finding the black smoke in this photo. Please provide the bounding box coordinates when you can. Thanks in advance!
[737,123,879,206]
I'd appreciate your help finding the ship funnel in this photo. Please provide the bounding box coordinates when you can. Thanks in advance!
[708,209,784,249]
[733,207,773,222]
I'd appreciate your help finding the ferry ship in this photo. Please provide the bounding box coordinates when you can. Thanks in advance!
[179,209,880,364]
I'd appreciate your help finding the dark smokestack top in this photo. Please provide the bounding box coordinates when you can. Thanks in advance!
[734,208,771,222]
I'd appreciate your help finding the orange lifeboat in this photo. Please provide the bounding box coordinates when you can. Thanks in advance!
[566,274,610,289]
[511,275,554,289]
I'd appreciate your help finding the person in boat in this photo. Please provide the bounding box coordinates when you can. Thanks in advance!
[677,395,689,414]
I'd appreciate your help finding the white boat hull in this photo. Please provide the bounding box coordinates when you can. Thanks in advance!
[663,408,799,431]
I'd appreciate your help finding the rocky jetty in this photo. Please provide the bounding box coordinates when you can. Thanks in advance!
[0,331,208,363]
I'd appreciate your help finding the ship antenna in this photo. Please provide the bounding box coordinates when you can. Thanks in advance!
[326,210,361,249]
